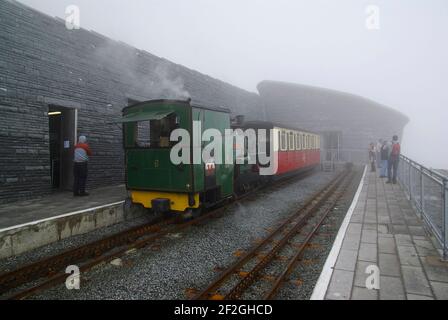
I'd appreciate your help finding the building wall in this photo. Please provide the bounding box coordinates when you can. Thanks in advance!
[257,81,409,163]
[0,0,262,204]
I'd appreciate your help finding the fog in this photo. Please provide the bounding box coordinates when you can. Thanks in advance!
[19,0,448,169]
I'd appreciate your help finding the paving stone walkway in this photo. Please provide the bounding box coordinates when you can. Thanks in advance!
[0,184,126,229]
[325,171,448,300]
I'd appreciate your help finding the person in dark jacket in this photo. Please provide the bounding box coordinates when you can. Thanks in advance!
[387,135,401,184]
[73,135,92,196]
[379,140,389,178]
[369,143,376,172]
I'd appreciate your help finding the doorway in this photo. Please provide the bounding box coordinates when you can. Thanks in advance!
[321,131,342,162]
[48,105,77,191]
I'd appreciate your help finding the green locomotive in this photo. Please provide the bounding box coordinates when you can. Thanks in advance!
[121,99,235,216]
[120,99,320,217]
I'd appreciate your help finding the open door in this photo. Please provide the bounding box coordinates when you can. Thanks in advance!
[48,105,77,191]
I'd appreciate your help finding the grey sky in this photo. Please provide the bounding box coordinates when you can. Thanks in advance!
[18,0,448,169]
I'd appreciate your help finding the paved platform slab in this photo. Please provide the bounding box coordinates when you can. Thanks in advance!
[313,170,448,300]
[0,185,134,259]
[0,185,126,230]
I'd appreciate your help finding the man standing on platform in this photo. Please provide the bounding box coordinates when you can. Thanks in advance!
[73,135,92,196]
[376,139,383,168]
[379,140,389,178]
[387,135,401,184]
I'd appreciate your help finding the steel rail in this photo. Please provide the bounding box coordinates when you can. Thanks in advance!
[1,167,317,300]
[263,172,355,299]
[224,172,353,300]
[193,171,347,300]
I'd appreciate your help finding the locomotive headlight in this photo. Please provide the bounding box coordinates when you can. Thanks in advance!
[186,184,191,189]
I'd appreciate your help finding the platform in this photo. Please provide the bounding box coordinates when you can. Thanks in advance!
[312,169,448,300]
[0,185,134,259]
[0,185,127,230]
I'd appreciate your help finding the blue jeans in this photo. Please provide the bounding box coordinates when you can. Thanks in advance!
[380,160,388,177]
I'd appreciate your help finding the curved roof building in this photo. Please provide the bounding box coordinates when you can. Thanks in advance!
[257,80,409,163]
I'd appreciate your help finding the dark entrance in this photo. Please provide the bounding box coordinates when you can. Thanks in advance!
[321,131,342,162]
[48,106,77,190]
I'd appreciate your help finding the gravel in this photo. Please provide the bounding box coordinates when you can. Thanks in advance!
[4,168,360,300]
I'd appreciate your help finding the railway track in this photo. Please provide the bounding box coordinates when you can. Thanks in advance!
[193,169,356,300]
[0,168,317,300]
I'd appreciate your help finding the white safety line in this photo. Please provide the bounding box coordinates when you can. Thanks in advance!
[310,165,367,300]
[0,200,125,233]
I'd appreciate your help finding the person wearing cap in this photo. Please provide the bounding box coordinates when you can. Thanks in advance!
[73,135,92,196]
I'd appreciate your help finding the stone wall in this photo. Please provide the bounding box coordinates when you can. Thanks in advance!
[0,0,261,203]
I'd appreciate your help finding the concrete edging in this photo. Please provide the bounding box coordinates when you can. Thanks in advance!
[310,165,368,300]
[0,200,146,259]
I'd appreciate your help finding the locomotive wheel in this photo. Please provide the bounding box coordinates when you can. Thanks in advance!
[182,208,202,221]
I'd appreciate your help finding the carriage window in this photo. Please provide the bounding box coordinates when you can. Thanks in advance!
[295,133,300,150]
[280,131,287,151]
[288,132,294,150]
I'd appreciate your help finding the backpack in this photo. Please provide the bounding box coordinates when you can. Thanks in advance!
[391,143,400,157]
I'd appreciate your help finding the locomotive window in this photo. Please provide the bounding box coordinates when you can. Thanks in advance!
[136,121,151,147]
[127,113,180,149]
[288,132,294,150]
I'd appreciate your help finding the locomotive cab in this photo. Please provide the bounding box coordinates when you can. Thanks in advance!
[120,99,234,216]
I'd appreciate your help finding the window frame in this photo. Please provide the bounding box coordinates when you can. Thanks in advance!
[280,130,287,151]
[288,131,294,150]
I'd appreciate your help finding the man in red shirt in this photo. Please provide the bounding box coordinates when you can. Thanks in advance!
[73,135,92,196]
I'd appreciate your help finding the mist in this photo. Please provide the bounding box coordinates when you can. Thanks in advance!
[18,0,448,169]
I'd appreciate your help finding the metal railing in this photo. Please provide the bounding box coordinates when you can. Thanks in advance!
[397,155,448,260]
[321,148,370,164]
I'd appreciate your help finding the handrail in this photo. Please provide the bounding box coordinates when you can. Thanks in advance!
[398,155,447,260]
